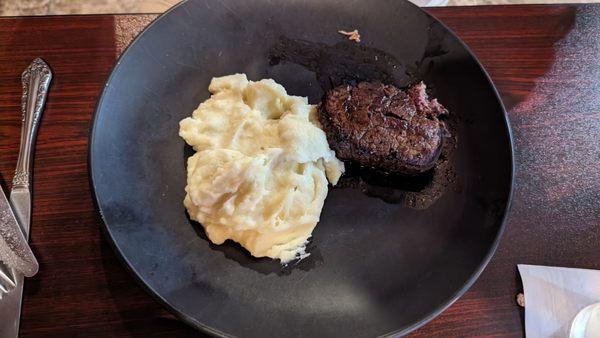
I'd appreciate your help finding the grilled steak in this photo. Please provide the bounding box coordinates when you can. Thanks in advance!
[319,81,448,175]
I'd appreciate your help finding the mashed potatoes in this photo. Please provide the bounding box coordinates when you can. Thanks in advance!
[179,74,344,263]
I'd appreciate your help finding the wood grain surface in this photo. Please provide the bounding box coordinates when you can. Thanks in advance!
[0,4,598,337]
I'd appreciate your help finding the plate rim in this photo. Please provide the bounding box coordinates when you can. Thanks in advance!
[88,0,515,336]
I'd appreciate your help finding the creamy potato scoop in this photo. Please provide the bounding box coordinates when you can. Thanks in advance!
[179,74,344,263]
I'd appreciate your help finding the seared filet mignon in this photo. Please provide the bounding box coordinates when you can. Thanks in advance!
[319,82,448,174]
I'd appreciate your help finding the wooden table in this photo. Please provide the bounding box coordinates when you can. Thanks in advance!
[0,4,598,337]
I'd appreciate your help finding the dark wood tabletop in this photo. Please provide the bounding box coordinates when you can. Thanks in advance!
[0,4,598,337]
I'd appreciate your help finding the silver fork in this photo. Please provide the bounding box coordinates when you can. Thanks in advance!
[0,58,51,337]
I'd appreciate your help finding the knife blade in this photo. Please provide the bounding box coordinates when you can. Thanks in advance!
[0,186,38,277]
[0,58,51,338]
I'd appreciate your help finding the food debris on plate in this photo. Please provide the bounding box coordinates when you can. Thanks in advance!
[338,29,361,42]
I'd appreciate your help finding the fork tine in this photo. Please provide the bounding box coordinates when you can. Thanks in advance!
[0,263,16,291]
[0,280,10,294]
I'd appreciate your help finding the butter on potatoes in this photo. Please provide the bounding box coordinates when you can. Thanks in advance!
[179,74,344,263]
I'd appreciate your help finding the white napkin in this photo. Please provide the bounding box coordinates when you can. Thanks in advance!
[518,264,600,338]
[408,0,449,6]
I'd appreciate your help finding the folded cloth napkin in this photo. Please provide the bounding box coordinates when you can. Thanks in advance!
[518,264,600,338]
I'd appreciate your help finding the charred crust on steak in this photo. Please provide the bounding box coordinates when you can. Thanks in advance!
[319,81,448,175]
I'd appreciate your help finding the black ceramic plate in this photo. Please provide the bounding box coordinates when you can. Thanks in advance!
[90,0,513,336]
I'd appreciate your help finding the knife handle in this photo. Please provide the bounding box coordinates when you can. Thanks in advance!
[12,58,52,190]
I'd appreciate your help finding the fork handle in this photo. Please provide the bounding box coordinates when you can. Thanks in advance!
[12,58,52,190]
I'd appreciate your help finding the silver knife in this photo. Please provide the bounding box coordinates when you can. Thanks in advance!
[0,58,51,337]
[0,185,38,277]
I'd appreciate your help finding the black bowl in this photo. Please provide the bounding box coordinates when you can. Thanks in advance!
[90,0,513,336]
